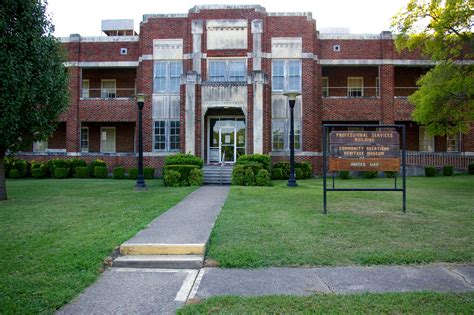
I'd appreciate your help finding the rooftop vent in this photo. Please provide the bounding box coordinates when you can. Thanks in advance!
[101,19,137,36]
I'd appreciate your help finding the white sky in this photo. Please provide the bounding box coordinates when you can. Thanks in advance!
[46,0,410,37]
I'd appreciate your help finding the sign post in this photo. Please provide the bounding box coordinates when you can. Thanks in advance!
[322,124,406,214]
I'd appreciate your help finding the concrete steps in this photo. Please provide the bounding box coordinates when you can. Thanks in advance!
[203,165,233,185]
[113,255,204,269]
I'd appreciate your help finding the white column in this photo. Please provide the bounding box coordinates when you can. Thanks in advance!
[192,20,203,75]
[185,72,198,154]
[251,19,263,71]
[253,71,265,154]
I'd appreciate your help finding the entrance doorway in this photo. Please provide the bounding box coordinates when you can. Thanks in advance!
[208,117,245,163]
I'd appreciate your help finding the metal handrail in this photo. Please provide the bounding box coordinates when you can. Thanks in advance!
[220,151,225,185]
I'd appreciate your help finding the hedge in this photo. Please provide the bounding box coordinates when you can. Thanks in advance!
[94,166,108,178]
[9,169,20,179]
[271,161,312,180]
[232,165,258,186]
[363,171,378,179]
[68,158,87,177]
[236,154,271,171]
[255,169,271,186]
[443,165,453,176]
[48,159,69,178]
[189,168,204,186]
[113,167,125,179]
[144,167,155,179]
[128,168,138,180]
[425,166,436,177]
[469,163,474,175]
[164,170,181,187]
[339,171,350,179]
[54,168,68,179]
[89,159,106,178]
[6,158,28,178]
[163,165,199,186]
[31,167,46,179]
[164,153,203,168]
[76,167,89,178]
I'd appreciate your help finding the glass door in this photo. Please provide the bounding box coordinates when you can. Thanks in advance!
[208,117,246,164]
[219,119,236,163]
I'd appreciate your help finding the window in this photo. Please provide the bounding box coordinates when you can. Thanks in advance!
[321,77,329,97]
[33,141,47,152]
[347,77,363,97]
[419,126,434,152]
[81,80,89,99]
[153,61,182,93]
[101,80,116,99]
[81,127,89,153]
[271,97,302,151]
[100,127,116,153]
[272,60,301,92]
[208,60,246,82]
[154,121,180,151]
[447,134,460,152]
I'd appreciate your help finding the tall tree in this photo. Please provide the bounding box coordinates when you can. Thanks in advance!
[391,0,473,136]
[0,0,69,200]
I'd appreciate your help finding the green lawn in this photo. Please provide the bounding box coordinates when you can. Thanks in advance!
[178,292,474,314]
[207,176,474,267]
[0,179,196,314]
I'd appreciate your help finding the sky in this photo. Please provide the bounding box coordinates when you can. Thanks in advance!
[46,0,411,37]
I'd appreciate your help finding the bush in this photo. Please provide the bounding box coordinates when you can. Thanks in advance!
[255,169,271,186]
[144,167,155,180]
[68,158,87,177]
[31,167,45,179]
[76,167,89,178]
[243,167,255,186]
[89,159,106,177]
[339,171,350,179]
[236,154,271,171]
[9,169,20,179]
[164,153,203,168]
[271,168,284,180]
[48,159,69,178]
[189,168,204,186]
[113,167,125,179]
[94,166,108,178]
[384,171,397,178]
[232,165,246,185]
[363,171,378,179]
[164,170,181,187]
[54,168,68,179]
[425,166,436,177]
[273,162,290,179]
[7,158,28,178]
[295,162,313,179]
[295,168,304,179]
[128,168,138,180]
[443,165,454,176]
[163,165,199,186]
[469,163,474,175]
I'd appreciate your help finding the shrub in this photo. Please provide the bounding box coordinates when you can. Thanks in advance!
[231,165,246,185]
[243,167,255,186]
[76,167,89,178]
[163,165,199,186]
[236,154,271,171]
[443,165,454,176]
[339,171,350,179]
[237,162,262,176]
[255,169,271,186]
[469,163,474,175]
[54,168,68,179]
[144,167,155,180]
[295,168,304,179]
[31,167,45,179]
[425,166,436,177]
[273,162,290,179]
[94,166,108,178]
[113,167,125,179]
[68,158,87,177]
[271,168,284,180]
[363,171,378,179]
[9,169,20,179]
[164,170,181,187]
[295,162,312,179]
[89,159,106,177]
[384,171,397,178]
[164,153,203,168]
[48,159,69,177]
[189,168,204,186]
[8,158,28,178]
[128,168,138,180]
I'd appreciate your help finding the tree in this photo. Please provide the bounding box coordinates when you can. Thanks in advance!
[0,0,69,200]
[391,0,473,136]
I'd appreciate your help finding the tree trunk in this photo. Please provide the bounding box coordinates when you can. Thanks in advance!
[0,151,7,201]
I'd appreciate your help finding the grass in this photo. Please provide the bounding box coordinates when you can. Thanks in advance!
[0,179,196,314]
[178,292,474,314]
[207,176,474,267]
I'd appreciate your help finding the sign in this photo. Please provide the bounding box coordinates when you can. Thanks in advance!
[329,131,400,171]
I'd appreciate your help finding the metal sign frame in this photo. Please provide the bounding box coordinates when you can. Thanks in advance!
[322,124,407,214]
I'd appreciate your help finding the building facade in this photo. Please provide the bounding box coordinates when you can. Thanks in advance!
[18,5,474,173]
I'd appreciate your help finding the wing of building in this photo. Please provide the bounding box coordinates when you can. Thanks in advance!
[17,5,474,174]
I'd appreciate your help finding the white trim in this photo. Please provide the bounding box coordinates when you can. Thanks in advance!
[81,79,89,99]
[320,59,436,66]
[319,34,381,40]
[270,151,322,156]
[188,269,205,300]
[80,126,89,153]
[64,61,139,68]
[100,127,116,153]
[60,36,138,43]
[175,270,198,302]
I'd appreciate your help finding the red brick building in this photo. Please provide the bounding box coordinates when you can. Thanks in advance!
[18,5,474,174]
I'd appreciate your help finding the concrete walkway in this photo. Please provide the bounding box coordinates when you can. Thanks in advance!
[58,264,474,314]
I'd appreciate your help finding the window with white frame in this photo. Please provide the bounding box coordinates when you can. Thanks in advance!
[81,80,89,99]
[81,127,89,152]
[153,61,182,93]
[321,77,329,97]
[419,126,434,152]
[101,80,116,98]
[208,59,246,82]
[447,134,460,152]
[100,127,116,153]
[271,97,302,151]
[272,60,301,92]
[153,96,180,151]
[347,77,363,97]
[33,141,47,152]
